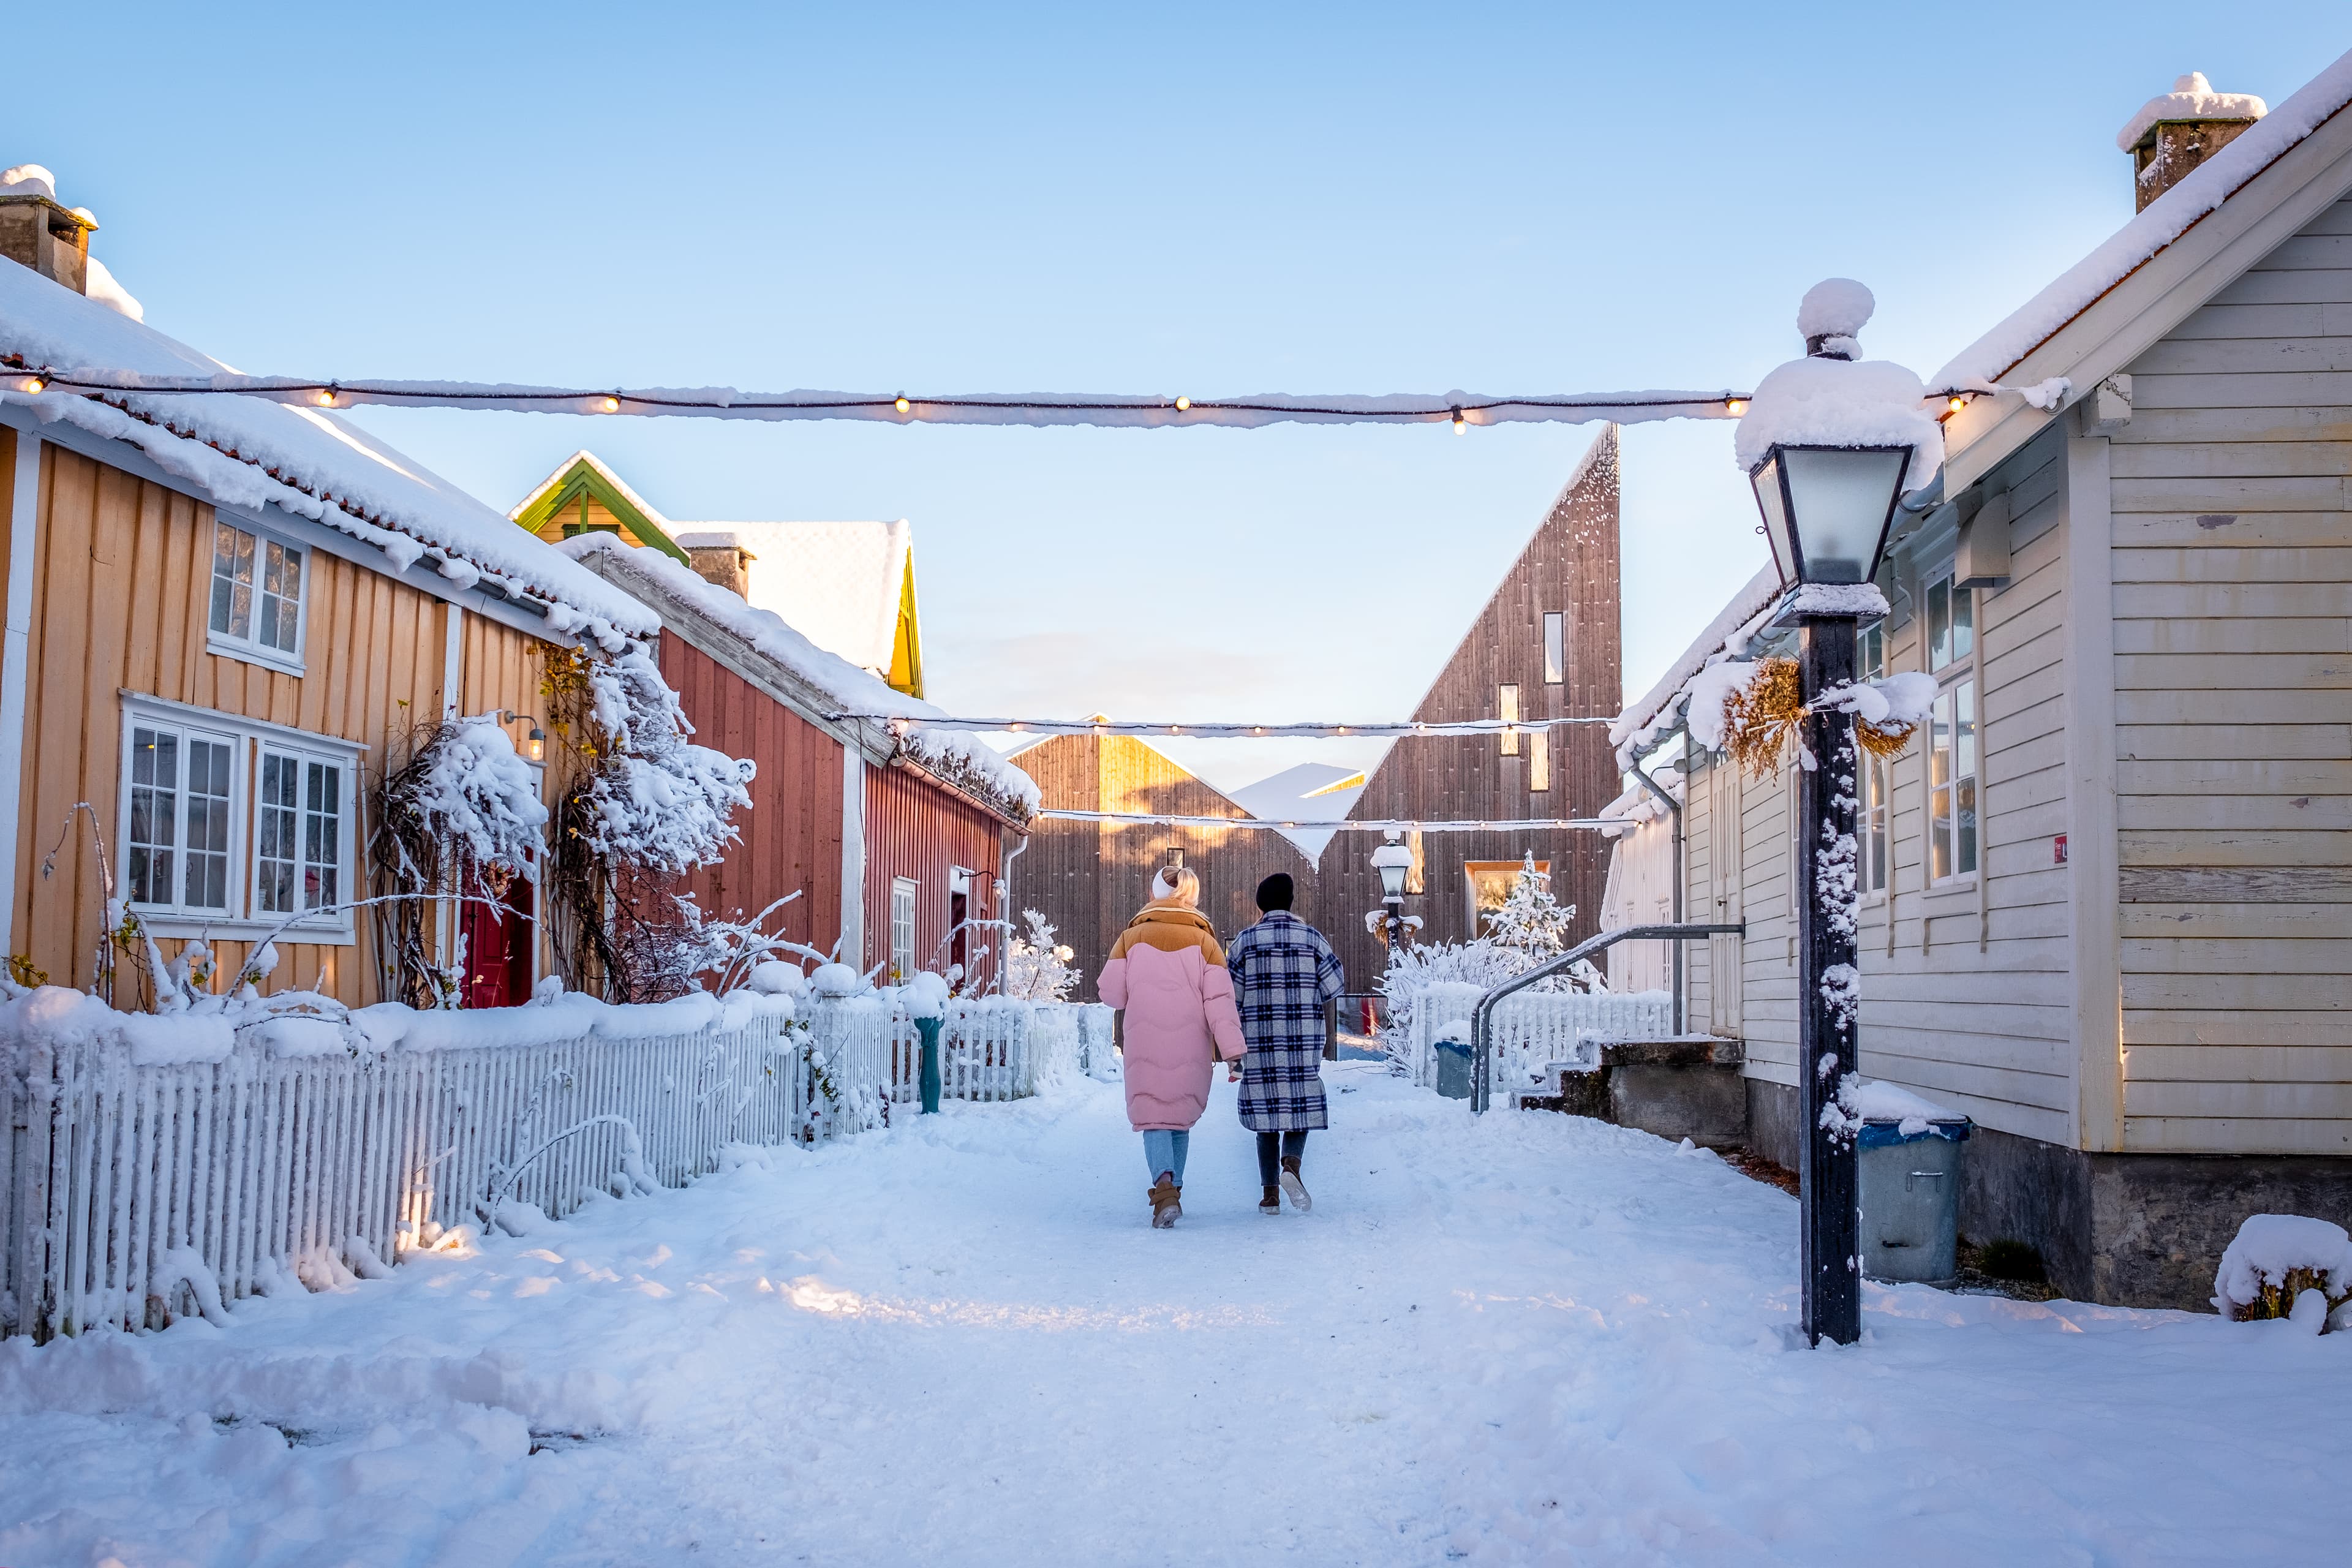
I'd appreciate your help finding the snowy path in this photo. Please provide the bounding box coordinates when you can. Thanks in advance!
[3,1065,2344,1566]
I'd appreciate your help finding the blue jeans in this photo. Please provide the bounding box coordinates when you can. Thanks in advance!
[1143,1129,1189,1185]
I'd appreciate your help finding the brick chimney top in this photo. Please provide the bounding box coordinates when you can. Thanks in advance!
[2117,73,2268,212]
[0,164,97,293]
[677,531,756,598]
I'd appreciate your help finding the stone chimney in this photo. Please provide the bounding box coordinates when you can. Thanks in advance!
[0,165,96,293]
[2118,73,2267,212]
[679,532,755,598]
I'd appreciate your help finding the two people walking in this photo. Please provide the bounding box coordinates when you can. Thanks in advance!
[1097,868,1344,1228]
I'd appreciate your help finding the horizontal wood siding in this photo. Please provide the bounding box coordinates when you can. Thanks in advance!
[1706,430,2077,1145]
[654,632,844,969]
[11,442,554,1006]
[863,761,1006,983]
[2107,191,2352,1155]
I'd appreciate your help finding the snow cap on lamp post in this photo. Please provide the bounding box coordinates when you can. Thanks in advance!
[1370,829,1414,902]
[1735,279,1943,592]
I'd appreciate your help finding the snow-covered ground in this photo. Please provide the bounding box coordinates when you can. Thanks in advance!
[2,1065,2341,1566]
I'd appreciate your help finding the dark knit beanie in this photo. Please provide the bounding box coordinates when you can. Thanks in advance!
[1256,873,1295,911]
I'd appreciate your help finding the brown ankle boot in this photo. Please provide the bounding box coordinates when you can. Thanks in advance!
[1149,1175,1182,1228]
[1278,1155,1311,1213]
[1258,1185,1281,1215]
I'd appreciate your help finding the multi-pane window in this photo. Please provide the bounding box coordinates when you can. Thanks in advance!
[1542,612,1564,685]
[256,750,345,915]
[1528,729,1550,793]
[125,722,235,913]
[121,704,358,934]
[1858,622,1887,895]
[209,521,304,661]
[1498,684,1520,756]
[1925,574,1978,882]
[889,878,918,984]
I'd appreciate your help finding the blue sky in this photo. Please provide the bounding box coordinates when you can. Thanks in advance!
[10,4,2345,796]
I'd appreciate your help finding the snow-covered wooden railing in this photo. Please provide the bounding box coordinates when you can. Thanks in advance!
[1404,986,1673,1097]
[835,997,1111,1109]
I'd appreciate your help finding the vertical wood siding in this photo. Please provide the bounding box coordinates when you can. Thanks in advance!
[651,633,845,962]
[862,761,1007,982]
[1008,734,1311,1000]
[10,443,555,1006]
[2105,192,2352,1155]
[1321,426,1623,997]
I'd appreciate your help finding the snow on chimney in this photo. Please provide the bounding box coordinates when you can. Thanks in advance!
[677,532,755,598]
[2117,73,2267,212]
[0,164,97,293]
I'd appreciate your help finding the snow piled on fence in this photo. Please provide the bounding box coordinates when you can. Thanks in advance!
[1934,47,2352,389]
[2,1068,2345,1566]
[0,256,657,635]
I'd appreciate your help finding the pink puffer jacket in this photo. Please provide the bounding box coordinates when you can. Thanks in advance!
[1097,902,1246,1131]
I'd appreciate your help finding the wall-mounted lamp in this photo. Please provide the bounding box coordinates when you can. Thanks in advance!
[502,710,548,763]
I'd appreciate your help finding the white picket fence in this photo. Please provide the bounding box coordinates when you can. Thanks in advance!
[0,994,1112,1341]
[1403,984,1674,1097]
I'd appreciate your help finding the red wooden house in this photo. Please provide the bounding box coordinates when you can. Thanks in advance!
[564,536,1036,987]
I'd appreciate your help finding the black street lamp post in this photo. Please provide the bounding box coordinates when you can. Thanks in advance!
[1371,830,1414,1032]
[1740,282,1926,1348]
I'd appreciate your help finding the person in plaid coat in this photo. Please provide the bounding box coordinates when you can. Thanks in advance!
[1226,873,1344,1215]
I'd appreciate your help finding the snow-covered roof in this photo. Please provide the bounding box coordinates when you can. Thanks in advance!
[507,449,914,681]
[712,519,913,680]
[1610,562,1782,765]
[1227,762,1368,859]
[1934,48,2352,391]
[2116,72,2267,152]
[0,263,657,638]
[562,535,1036,823]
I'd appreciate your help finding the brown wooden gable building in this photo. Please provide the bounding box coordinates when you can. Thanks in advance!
[1009,426,1623,1010]
[1316,424,1623,1000]
[1008,733,1311,1001]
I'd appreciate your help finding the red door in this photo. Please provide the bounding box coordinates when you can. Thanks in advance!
[461,870,535,1009]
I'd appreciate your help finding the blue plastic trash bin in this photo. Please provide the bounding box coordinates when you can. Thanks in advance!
[1433,1036,1473,1101]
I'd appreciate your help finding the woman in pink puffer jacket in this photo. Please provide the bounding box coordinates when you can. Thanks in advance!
[1097,867,1246,1228]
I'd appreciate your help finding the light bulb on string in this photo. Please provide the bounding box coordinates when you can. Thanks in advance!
[315,386,337,407]
[1450,406,1467,435]
[599,395,620,413]
[1174,396,1191,412]
[895,396,911,413]
[1947,395,1967,415]
[1725,398,1747,417]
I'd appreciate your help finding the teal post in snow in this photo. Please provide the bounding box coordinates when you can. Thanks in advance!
[916,1016,943,1114]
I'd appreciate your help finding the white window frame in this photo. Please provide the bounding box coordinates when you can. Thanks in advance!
[889,877,918,985]
[120,711,244,921]
[118,695,361,943]
[249,741,355,933]
[1856,620,1888,901]
[1922,571,1978,889]
[205,513,311,677]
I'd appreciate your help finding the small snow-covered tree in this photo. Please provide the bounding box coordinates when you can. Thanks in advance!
[543,644,758,1002]
[1482,852,1577,963]
[1003,910,1081,1002]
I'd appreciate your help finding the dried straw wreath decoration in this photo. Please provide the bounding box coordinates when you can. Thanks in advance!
[1719,657,1919,779]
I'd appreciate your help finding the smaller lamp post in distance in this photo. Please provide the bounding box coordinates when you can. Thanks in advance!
[1369,830,1416,1039]
[1735,279,1942,1348]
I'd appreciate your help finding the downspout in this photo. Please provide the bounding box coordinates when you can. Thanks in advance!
[1632,749,1685,1036]
[995,828,1028,996]
[0,432,40,965]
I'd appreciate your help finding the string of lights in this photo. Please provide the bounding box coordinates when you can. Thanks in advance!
[4,366,1761,431]
[1034,810,1615,832]
[845,714,1615,738]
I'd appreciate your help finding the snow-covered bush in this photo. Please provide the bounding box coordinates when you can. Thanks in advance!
[1482,854,1578,966]
[2214,1214,2352,1332]
[1003,910,1081,1002]
[1375,860,1595,1071]
[576,650,755,876]
[380,714,549,896]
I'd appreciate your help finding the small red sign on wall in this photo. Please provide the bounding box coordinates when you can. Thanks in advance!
[2053,834,2068,864]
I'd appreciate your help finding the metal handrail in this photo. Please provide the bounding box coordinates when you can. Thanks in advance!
[1469,922,1746,1112]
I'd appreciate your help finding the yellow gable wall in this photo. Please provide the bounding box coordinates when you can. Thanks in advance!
[9,439,562,1005]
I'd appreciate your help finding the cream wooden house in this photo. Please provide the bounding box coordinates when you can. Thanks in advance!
[1602,58,2352,1308]
[0,170,658,1008]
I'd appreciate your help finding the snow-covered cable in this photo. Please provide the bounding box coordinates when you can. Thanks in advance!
[853,715,1613,737]
[5,366,1749,430]
[1036,810,1615,832]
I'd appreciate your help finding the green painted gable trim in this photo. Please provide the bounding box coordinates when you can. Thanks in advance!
[513,461,692,564]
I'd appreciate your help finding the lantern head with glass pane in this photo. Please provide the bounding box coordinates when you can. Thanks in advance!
[1747,443,1910,587]
[1370,831,1414,905]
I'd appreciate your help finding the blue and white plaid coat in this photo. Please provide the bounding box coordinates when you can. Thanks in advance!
[1226,911,1344,1132]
